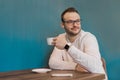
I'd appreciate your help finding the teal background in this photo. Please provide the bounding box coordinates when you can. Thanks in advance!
[0,0,120,80]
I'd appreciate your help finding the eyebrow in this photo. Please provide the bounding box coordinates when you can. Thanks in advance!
[63,19,80,21]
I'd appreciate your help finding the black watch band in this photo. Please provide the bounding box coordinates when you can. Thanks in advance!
[64,44,70,50]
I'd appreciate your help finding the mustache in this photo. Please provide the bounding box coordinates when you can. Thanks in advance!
[71,26,79,30]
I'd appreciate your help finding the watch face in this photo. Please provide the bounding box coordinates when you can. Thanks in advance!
[64,44,69,50]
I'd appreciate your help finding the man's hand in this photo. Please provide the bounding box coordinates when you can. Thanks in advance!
[75,64,89,72]
[52,35,67,50]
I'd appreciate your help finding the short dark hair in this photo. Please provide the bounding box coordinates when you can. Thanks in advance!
[61,7,79,22]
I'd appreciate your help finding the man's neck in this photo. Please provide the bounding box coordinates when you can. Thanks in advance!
[67,33,80,43]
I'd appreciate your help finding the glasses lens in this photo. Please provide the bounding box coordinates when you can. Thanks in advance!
[75,20,80,24]
[63,19,80,25]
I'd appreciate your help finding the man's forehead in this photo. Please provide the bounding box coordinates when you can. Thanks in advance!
[63,12,80,20]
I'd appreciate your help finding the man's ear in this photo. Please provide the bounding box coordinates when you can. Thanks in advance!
[61,22,64,28]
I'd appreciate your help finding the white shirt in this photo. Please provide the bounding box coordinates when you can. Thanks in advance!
[49,30,107,79]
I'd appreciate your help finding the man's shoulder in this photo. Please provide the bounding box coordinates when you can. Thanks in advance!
[81,30,96,39]
[58,33,66,36]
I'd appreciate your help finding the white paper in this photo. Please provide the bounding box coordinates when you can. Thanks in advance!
[51,73,73,77]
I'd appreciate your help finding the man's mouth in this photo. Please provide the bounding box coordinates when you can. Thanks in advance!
[71,27,79,31]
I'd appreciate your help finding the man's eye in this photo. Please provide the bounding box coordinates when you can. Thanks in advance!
[76,20,80,22]
[67,21,73,23]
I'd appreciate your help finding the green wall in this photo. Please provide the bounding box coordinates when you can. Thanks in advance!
[0,0,120,80]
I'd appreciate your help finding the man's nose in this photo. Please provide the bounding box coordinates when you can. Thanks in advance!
[73,21,78,26]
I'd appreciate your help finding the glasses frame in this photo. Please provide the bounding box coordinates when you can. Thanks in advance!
[63,19,82,25]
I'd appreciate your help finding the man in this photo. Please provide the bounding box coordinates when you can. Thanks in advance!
[49,7,107,80]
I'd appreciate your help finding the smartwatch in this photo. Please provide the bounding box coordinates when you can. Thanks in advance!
[64,44,70,51]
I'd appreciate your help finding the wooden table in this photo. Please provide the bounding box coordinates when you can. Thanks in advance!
[0,69,105,80]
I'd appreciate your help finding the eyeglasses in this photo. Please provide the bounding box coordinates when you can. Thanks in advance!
[63,19,81,25]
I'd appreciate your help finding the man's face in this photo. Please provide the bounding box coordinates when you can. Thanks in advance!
[62,12,81,36]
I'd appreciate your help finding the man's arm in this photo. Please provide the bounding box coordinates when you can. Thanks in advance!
[49,47,77,70]
[68,34,105,73]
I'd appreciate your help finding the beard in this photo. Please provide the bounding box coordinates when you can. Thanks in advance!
[64,26,81,36]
